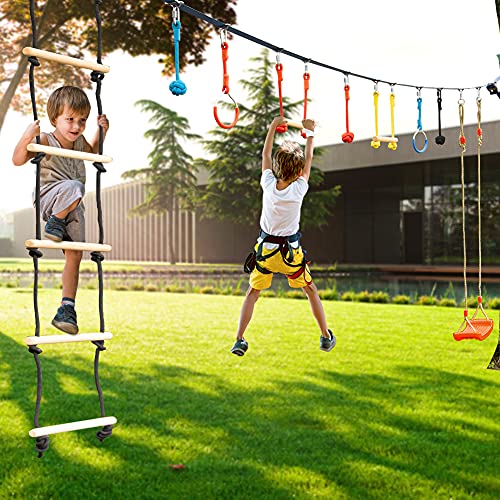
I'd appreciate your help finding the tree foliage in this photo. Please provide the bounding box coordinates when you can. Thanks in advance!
[198,48,340,230]
[122,99,201,263]
[0,0,237,131]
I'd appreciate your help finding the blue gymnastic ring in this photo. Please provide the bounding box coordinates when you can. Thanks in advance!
[412,129,428,154]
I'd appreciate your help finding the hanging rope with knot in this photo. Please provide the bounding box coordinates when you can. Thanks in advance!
[92,0,113,443]
[26,0,49,459]
[169,4,187,96]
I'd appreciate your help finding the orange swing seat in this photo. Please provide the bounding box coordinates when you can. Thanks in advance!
[453,298,494,341]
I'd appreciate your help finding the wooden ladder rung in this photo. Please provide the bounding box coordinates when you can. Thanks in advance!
[25,332,113,346]
[29,416,117,438]
[25,239,112,252]
[22,47,110,73]
[27,144,112,163]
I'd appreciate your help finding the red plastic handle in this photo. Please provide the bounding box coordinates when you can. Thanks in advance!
[213,104,239,129]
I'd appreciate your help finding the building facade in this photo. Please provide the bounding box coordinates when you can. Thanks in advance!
[9,120,500,266]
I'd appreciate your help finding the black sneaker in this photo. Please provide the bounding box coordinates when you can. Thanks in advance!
[231,338,248,356]
[320,329,336,352]
[52,304,79,335]
[44,215,66,242]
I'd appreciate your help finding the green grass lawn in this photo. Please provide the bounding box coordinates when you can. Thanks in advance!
[1,288,499,499]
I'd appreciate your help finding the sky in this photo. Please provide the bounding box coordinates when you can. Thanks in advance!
[0,0,499,216]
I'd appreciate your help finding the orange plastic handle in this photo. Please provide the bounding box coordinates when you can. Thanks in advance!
[213,103,240,129]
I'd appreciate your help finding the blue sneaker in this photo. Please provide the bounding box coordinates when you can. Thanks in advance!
[44,215,66,242]
[52,304,79,335]
[231,338,248,356]
[320,329,336,352]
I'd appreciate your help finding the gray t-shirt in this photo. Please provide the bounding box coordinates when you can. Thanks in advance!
[40,132,86,191]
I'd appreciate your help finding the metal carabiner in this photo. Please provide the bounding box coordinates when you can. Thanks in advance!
[172,5,180,25]
[219,26,228,45]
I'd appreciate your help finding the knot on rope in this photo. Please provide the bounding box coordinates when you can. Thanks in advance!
[90,71,105,82]
[92,340,106,351]
[30,152,46,165]
[342,132,354,143]
[435,135,446,145]
[35,436,50,458]
[91,251,105,263]
[371,140,381,149]
[28,248,43,259]
[276,124,288,134]
[28,345,42,355]
[169,80,187,96]
[388,142,398,151]
[96,424,113,442]
[93,161,106,173]
[27,56,40,67]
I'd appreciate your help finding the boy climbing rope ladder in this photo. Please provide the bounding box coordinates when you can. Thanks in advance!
[13,86,109,334]
[231,116,336,356]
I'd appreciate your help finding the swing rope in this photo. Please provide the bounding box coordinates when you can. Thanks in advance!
[275,53,287,134]
[341,75,354,143]
[388,87,397,150]
[459,96,468,316]
[435,89,446,145]
[169,3,187,96]
[412,88,428,154]
[300,62,310,139]
[476,93,483,299]
[90,0,113,443]
[213,28,239,129]
[370,83,380,149]
[27,0,49,459]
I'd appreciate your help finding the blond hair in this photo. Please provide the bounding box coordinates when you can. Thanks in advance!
[272,141,305,182]
[47,86,91,126]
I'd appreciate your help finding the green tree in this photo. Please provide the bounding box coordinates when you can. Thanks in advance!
[122,100,201,264]
[0,0,237,134]
[198,48,340,230]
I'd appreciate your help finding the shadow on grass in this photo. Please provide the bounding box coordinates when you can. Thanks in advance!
[1,330,500,499]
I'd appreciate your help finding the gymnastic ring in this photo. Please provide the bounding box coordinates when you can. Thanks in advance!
[412,129,428,154]
[213,93,240,129]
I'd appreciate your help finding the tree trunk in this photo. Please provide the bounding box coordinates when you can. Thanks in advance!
[168,211,177,265]
[0,55,29,137]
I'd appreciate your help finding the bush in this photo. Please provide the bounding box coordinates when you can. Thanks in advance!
[341,291,355,302]
[466,296,478,308]
[370,291,390,303]
[318,288,338,300]
[392,294,411,304]
[284,290,306,299]
[131,282,145,291]
[439,298,457,307]
[145,284,159,292]
[261,290,277,298]
[113,284,129,291]
[200,286,216,294]
[355,290,371,302]
[165,284,186,293]
[487,297,500,310]
[417,295,438,306]
[5,281,17,288]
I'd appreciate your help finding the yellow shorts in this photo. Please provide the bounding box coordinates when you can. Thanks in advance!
[249,243,312,290]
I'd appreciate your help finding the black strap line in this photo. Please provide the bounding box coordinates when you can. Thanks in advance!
[162,0,491,92]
